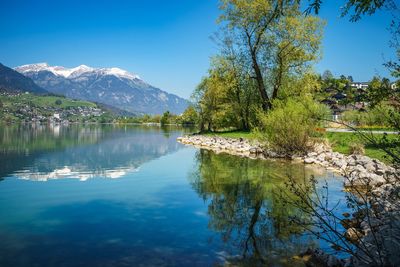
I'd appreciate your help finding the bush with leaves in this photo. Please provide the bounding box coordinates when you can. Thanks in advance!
[341,103,396,127]
[257,96,330,156]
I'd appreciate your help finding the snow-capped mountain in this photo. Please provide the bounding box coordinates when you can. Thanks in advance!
[15,63,189,115]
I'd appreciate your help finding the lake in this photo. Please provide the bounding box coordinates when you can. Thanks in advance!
[0,124,346,267]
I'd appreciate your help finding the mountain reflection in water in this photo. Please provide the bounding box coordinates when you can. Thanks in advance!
[0,124,186,181]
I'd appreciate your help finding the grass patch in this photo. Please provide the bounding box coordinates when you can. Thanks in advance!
[355,126,395,131]
[324,132,397,163]
[203,130,258,140]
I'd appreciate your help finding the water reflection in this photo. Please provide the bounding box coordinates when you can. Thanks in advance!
[0,124,187,181]
[190,150,333,266]
[14,166,139,181]
[0,125,346,267]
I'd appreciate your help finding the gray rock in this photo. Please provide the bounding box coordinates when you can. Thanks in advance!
[354,165,366,173]
[307,152,318,157]
[304,158,316,164]
[364,162,376,172]
[317,153,326,162]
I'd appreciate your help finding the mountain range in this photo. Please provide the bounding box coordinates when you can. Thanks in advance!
[14,63,189,114]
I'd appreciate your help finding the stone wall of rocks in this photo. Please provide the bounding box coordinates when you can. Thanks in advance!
[177,135,266,158]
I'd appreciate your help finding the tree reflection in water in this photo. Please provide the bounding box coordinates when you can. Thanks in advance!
[190,149,319,266]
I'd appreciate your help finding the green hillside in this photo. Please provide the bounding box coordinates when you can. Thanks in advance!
[0,92,114,123]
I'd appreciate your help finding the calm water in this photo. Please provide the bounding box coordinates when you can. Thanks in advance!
[0,124,346,267]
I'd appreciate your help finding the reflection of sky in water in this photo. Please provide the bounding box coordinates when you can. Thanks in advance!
[1,124,184,182]
[0,125,349,267]
[0,147,224,267]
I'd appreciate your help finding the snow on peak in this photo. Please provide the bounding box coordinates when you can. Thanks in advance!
[15,62,50,72]
[69,65,95,77]
[14,63,141,80]
[100,67,140,80]
[15,63,73,77]
[35,62,49,67]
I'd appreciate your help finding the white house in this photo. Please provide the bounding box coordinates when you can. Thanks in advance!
[350,82,369,90]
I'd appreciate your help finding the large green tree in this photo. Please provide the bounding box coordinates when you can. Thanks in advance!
[219,0,324,111]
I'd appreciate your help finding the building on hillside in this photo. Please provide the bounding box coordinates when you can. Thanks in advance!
[351,82,369,90]
[332,92,347,100]
[321,98,337,105]
[324,87,336,93]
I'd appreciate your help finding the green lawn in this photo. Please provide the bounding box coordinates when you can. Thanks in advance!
[324,132,398,163]
[203,130,258,140]
[355,126,396,131]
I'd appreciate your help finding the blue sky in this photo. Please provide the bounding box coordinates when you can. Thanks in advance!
[0,0,396,98]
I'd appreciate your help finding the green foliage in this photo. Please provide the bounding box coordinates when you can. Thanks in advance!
[180,106,198,125]
[0,94,96,109]
[160,111,171,125]
[116,109,200,126]
[0,93,107,123]
[322,70,333,80]
[194,57,258,131]
[218,0,325,111]
[257,96,330,156]
[341,103,396,127]
[277,72,321,100]
[192,0,325,132]
[365,76,399,106]
[306,0,391,21]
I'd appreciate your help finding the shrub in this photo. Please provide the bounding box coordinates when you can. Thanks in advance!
[349,143,365,155]
[180,106,198,125]
[341,103,395,127]
[55,99,62,105]
[257,97,330,156]
[160,111,171,125]
[341,110,366,126]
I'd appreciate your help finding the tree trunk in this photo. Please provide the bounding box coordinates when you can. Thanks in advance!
[251,51,271,111]
[272,54,284,100]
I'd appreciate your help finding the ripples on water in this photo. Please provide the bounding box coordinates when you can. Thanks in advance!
[0,124,347,266]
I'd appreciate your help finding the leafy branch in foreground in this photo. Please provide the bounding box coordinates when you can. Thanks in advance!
[281,170,400,266]
[305,0,396,22]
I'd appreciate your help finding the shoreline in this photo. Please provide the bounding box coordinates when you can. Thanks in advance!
[177,134,396,185]
[177,134,399,266]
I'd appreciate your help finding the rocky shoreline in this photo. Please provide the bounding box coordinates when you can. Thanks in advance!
[177,135,396,183]
[177,134,400,266]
